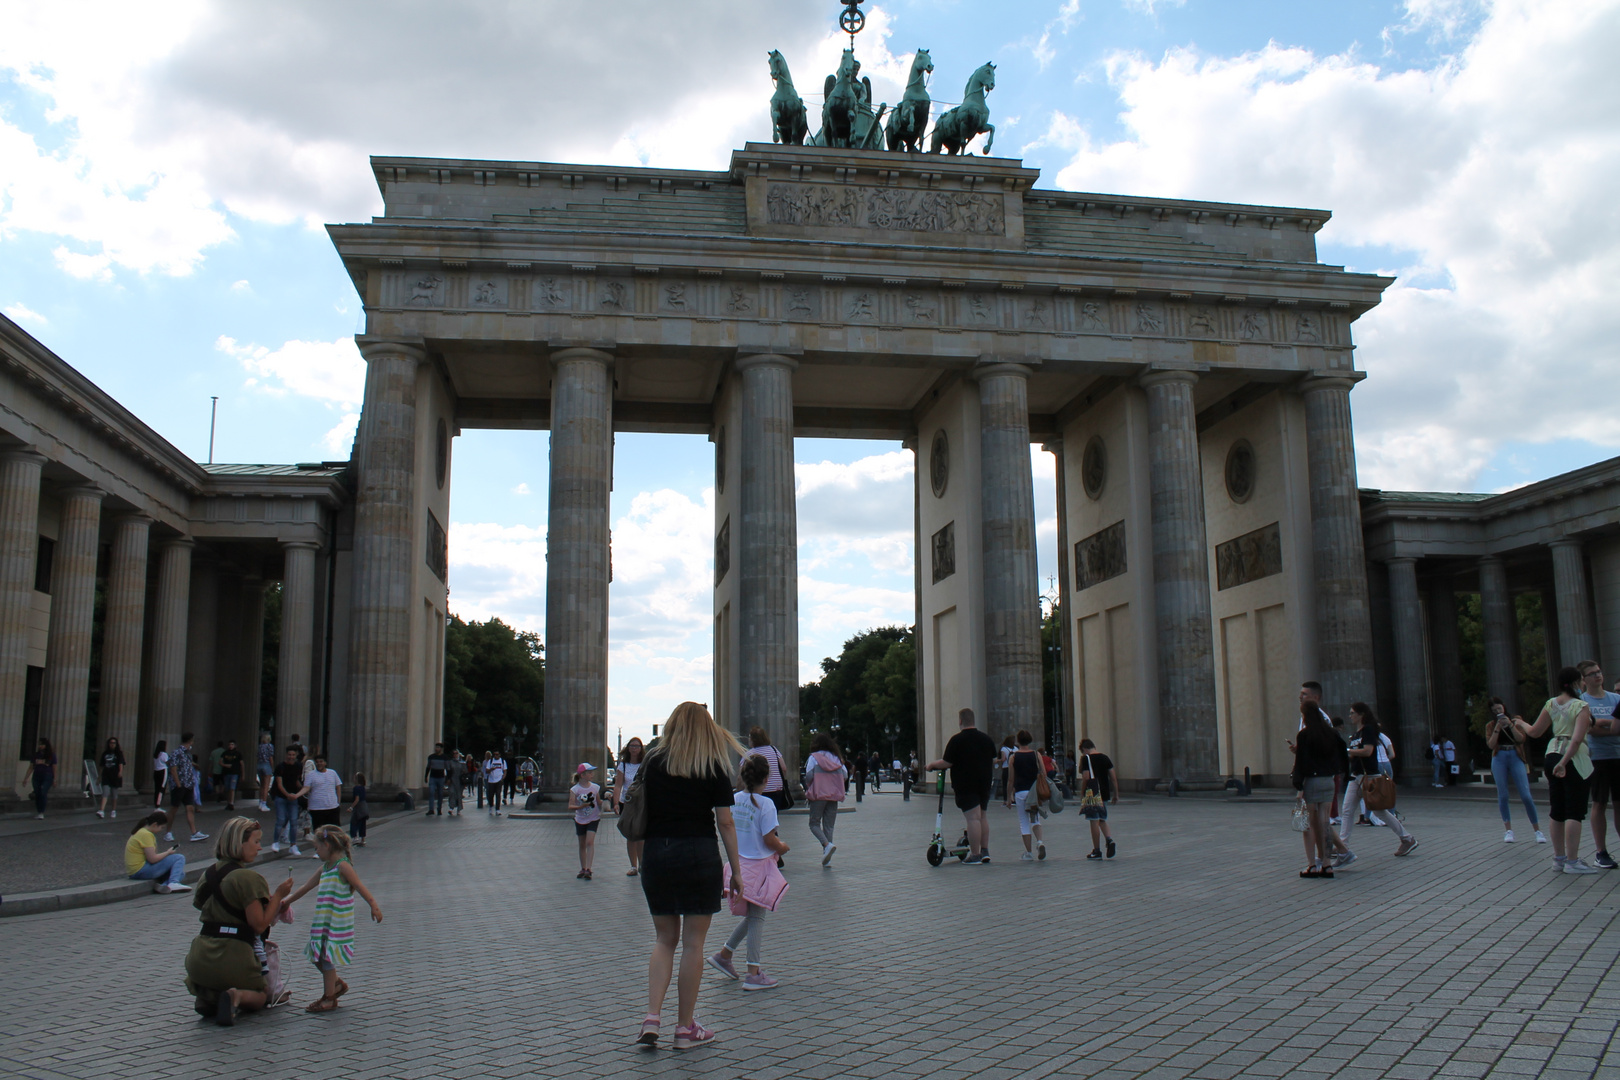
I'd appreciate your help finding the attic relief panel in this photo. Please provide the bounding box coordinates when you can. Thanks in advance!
[765,183,1005,235]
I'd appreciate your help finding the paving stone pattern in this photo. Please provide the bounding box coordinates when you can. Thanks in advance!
[1,792,1617,1079]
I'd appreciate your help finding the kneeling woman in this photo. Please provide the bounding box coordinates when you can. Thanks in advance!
[184,816,294,1025]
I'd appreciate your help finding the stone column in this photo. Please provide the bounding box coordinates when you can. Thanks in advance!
[736,353,799,763]
[277,542,319,748]
[1139,371,1220,781]
[182,559,218,745]
[1541,585,1562,700]
[1301,376,1378,717]
[0,449,46,792]
[1047,439,1076,753]
[95,514,151,759]
[144,539,191,791]
[1387,557,1432,778]
[907,434,925,755]
[1427,574,1468,753]
[1549,539,1596,667]
[976,363,1043,742]
[1478,556,1519,713]
[348,342,425,792]
[544,347,613,792]
[38,484,104,764]
[238,579,267,750]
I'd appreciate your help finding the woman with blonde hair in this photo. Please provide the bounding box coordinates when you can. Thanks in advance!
[635,702,744,1051]
[183,816,293,1024]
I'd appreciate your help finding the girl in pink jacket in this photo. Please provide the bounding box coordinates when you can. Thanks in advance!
[802,734,847,866]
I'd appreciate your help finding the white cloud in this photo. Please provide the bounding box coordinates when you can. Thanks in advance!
[320,413,358,457]
[446,522,547,631]
[511,483,531,496]
[4,303,46,325]
[230,279,251,293]
[216,334,365,409]
[1044,0,1620,489]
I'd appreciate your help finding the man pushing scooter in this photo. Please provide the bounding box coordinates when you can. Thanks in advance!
[927,708,999,865]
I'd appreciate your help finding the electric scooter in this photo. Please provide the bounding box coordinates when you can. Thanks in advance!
[926,771,973,866]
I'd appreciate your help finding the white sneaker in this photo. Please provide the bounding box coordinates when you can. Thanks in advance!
[163,832,174,842]
[1020,851,1034,861]
[96,810,105,819]
[289,845,302,857]
[189,832,209,842]
[1504,830,1515,843]
[1564,858,1600,874]
[34,813,43,820]
[821,843,835,866]
[271,842,282,853]
[158,883,193,894]
[110,810,117,818]
[258,801,269,812]
[1535,831,1549,844]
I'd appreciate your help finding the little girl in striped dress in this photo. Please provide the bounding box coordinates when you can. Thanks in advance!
[283,825,384,1012]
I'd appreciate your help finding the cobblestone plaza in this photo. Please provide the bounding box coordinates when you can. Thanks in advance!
[3,792,1618,1080]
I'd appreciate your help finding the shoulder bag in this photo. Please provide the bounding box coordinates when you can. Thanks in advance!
[1078,754,1104,817]
[763,746,799,811]
[1360,770,1397,812]
[616,765,650,841]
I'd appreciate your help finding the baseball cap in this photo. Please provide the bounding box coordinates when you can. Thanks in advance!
[577,762,596,773]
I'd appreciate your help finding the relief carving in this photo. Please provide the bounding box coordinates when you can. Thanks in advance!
[765,182,1005,235]
[727,285,753,313]
[931,521,956,584]
[664,282,689,310]
[967,295,993,324]
[847,291,874,320]
[600,281,626,310]
[905,293,936,322]
[786,288,813,318]
[1188,307,1218,336]
[1239,310,1267,340]
[536,277,568,308]
[1079,302,1106,331]
[1025,301,1049,329]
[1134,302,1163,334]
[408,274,444,306]
[1296,313,1322,343]
[1215,522,1282,591]
[1075,521,1126,591]
[471,280,502,306]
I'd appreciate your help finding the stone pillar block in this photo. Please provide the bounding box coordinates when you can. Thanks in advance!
[0,449,46,793]
[145,539,192,791]
[239,578,267,750]
[1550,539,1596,667]
[544,347,613,792]
[1387,557,1432,777]
[975,362,1042,742]
[1139,371,1219,780]
[38,484,104,764]
[1477,556,1519,714]
[277,542,319,748]
[96,514,151,759]
[1427,573,1467,751]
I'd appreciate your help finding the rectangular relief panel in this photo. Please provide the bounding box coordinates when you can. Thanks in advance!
[715,515,730,586]
[1215,521,1282,591]
[1075,521,1127,591]
[931,521,956,584]
[425,510,448,584]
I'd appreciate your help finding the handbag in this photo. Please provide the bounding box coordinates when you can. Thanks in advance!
[263,939,289,1007]
[1291,803,1311,832]
[1078,754,1104,817]
[616,765,649,841]
[1360,771,1397,812]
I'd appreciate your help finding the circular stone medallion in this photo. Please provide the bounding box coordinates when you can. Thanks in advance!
[930,430,949,498]
[1081,436,1106,500]
[1225,439,1256,503]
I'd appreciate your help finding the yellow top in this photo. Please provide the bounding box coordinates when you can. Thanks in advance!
[124,828,158,875]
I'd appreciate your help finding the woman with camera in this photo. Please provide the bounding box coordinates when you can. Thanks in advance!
[1486,697,1545,844]
[635,702,744,1050]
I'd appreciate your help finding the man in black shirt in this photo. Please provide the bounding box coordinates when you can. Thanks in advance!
[424,742,450,816]
[928,708,997,864]
[218,741,244,812]
[1079,738,1119,859]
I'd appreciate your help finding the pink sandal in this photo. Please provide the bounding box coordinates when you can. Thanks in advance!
[636,1015,660,1046]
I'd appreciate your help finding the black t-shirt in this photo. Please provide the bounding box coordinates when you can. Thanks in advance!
[1347,729,1382,777]
[642,756,735,840]
[942,728,997,794]
[1081,753,1115,800]
[1011,749,1040,792]
[220,749,243,776]
[100,749,125,777]
[273,761,304,799]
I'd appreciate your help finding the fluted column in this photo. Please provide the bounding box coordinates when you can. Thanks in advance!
[1301,376,1378,718]
[544,347,613,792]
[277,542,319,749]
[977,363,1042,741]
[96,514,151,758]
[735,353,799,763]
[1428,574,1467,751]
[1140,370,1219,780]
[39,484,104,763]
[0,449,46,792]
[1387,557,1432,778]
[1549,539,1596,667]
[348,342,425,792]
[238,578,267,751]
[1478,556,1519,714]
[182,559,218,744]
[144,539,192,790]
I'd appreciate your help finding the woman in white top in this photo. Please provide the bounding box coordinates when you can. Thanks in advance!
[152,740,170,810]
[616,737,647,876]
[304,756,344,834]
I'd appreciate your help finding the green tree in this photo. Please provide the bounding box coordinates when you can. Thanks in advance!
[798,625,914,760]
[441,615,545,762]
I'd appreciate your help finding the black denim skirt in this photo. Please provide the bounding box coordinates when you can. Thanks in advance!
[640,836,722,917]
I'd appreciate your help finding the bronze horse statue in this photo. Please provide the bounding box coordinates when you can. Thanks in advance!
[767,50,808,146]
[885,49,933,153]
[820,49,860,148]
[931,61,996,155]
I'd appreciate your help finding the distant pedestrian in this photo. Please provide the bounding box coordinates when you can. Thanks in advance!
[152,739,170,812]
[97,736,125,819]
[1486,698,1544,844]
[485,752,508,815]
[1332,704,1417,870]
[170,733,208,843]
[1518,666,1598,873]
[1442,736,1458,784]
[424,742,449,816]
[272,746,307,857]
[209,741,226,802]
[743,727,791,811]
[306,756,343,836]
[927,708,997,864]
[446,751,466,816]
[348,772,370,846]
[1079,738,1119,859]
[997,735,1016,801]
[469,753,485,808]
[868,752,883,792]
[255,732,275,811]
[22,736,55,820]
[1291,702,1348,878]
[125,810,189,893]
[1577,660,1620,868]
[1006,731,1047,862]
[219,741,245,812]
[570,762,603,880]
[803,733,847,865]
[852,753,867,803]
[617,737,647,875]
[635,701,745,1050]
[1429,734,1445,787]
[708,751,790,991]
[283,825,384,1013]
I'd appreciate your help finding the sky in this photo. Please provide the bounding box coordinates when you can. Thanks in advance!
[2,0,1617,748]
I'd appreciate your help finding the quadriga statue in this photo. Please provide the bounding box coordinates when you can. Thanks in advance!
[931,61,996,156]
[767,50,808,146]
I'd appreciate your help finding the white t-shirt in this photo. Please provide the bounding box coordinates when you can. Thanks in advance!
[153,751,168,772]
[1376,733,1393,765]
[1442,740,1456,762]
[571,782,601,824]
[485,757,506,784]
[306,768,342,811]
[731,791,780,861]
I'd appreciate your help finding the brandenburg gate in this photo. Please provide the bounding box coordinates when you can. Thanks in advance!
[330,136,1390,793]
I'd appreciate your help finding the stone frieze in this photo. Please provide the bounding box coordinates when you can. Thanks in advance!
[765,182,1005,235]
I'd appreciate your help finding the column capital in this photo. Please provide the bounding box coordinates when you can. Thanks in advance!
[1549,537,1584,552]
[1,447,48,467]
[112,512,154,528]
[356,338,427,363]
[1137,367,1200,390]
[1299,372,1366,395]
[734,351,799,373]
[60,483,106,502]
[280,539,322,552]
[550,346,614,369]
[158,536,196,552]
[1042,438,1064,455]
[1386,555,1418,568]
[971,361,1032,383]
[1477,553,1504,566]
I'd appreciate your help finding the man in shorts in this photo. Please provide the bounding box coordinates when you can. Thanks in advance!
[927,708,997,864]
[218,740,244,812]
[1079,738,1120,859]
[1578,660,1620,869]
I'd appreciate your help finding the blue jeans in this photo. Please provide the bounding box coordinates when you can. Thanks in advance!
[1492,748,1539,828]
[427,777,445,813]
[131,852,186,887]
[274,796,299,845]
[32,774,52,813]
[1432,756,1445,786]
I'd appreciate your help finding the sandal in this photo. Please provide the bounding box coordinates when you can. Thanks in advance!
[333,978,349,999]
[1300,866,1322,878]
[305,996,338,1013]
[627,867,639,876]
[637,1014,660,1046]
